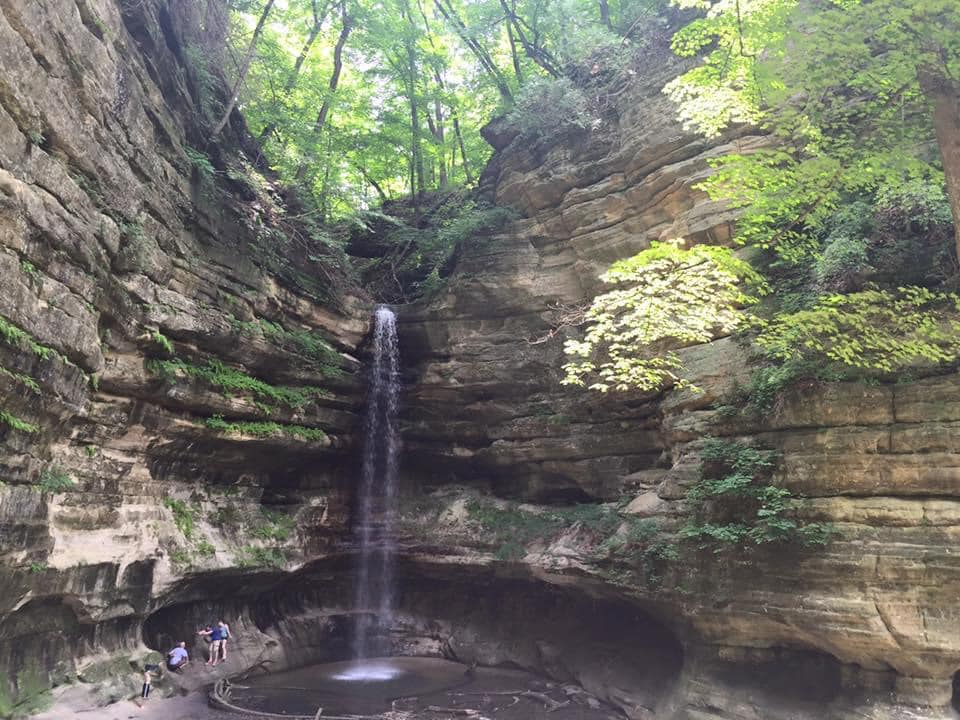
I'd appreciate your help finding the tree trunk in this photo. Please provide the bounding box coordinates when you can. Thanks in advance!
[498,0,561,78]
[258,0,330,144]
[431,73,447,188]
[399,0,425,197]
[453,113,472,184]
[211,0,276,139]
[356,165,389,202]
[437,102,448,188]
[433,0,513,103]
[598,0,612,30]
[408,75,425,197]
[506,21,523,84]
[319,150,332,222]
[295,3,353,182]
[919,65,960,264]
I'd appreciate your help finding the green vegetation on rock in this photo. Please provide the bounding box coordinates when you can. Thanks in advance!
[163,498,197,539]
[755,287,960,375]
[680,439,835,552]
[204,414,328,442]
[562,241,767,393]
[236,545,286,569]
[350,197,517,301]
[254,509,296,542]
[148,358,330,410]
[0,659,53,718]
[467,498,630,560]
[230,317,343,377]
[149,330,174,355]
[0,366,41,395]
[0,410,39,434]
[0,314,61,361]
[37,466,73,493]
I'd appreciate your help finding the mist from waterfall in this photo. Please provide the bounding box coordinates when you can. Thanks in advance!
[352,306,401,660]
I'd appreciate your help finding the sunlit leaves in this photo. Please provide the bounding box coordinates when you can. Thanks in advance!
[664,0,794,136]
[562,241,767,393]
[755,286,960,373]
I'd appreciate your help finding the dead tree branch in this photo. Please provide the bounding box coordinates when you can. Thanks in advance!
[524,302,590,345]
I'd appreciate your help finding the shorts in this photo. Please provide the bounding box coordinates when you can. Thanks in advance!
[209,640,222,656]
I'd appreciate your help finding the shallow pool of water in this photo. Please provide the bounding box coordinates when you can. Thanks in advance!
[227,656,621,719]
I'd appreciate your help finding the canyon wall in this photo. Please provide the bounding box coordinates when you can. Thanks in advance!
[0,0,370,709]
[397,34,960,720]
[3,1,960,719]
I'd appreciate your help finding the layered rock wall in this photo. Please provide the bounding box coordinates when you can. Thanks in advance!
[0,0,368,709]
[397,35,960,720]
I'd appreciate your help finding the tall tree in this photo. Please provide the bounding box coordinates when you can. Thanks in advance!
[258,0,332,144]
[295,0,355,183]
[212,0,276,139]
[666,0,960,262]
[598,0,612,29]
[498,0,562,78]
[433,0,515,102]
[230,0,645,213]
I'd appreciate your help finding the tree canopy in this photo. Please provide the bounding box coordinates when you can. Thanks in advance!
[666,0,960,262]
[209,0,663,220]
[561,0,960,396]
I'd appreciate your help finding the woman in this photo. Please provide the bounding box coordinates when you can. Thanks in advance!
[217,621,231,662]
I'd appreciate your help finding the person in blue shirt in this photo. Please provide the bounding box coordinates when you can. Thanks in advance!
[217,621,231,662]
[198,625,224,665]
[166,642,189,672]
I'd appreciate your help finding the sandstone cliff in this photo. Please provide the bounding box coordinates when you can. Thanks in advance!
[3,2,960,720]
[0,0,370,710]
[396,33,960,720]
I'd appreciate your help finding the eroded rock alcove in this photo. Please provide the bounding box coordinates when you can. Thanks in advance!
[2,0,960,719]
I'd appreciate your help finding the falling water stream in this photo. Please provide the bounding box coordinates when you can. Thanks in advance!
[347,306,401,674]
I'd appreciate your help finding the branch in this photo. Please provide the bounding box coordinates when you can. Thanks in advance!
[211,0,277,139]
[525,302,590,345]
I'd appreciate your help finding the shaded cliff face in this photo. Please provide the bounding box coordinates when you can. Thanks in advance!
[396,35,960,720]
[0,0,370,708]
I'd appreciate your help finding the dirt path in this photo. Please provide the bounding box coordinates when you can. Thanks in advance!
[34,691,242,720]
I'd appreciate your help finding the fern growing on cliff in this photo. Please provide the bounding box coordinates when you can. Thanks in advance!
[0,411,39,434]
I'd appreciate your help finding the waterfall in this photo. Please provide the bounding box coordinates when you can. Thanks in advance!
[353,306,401,660]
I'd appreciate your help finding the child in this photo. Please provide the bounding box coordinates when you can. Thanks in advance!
[141,664,157,699]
